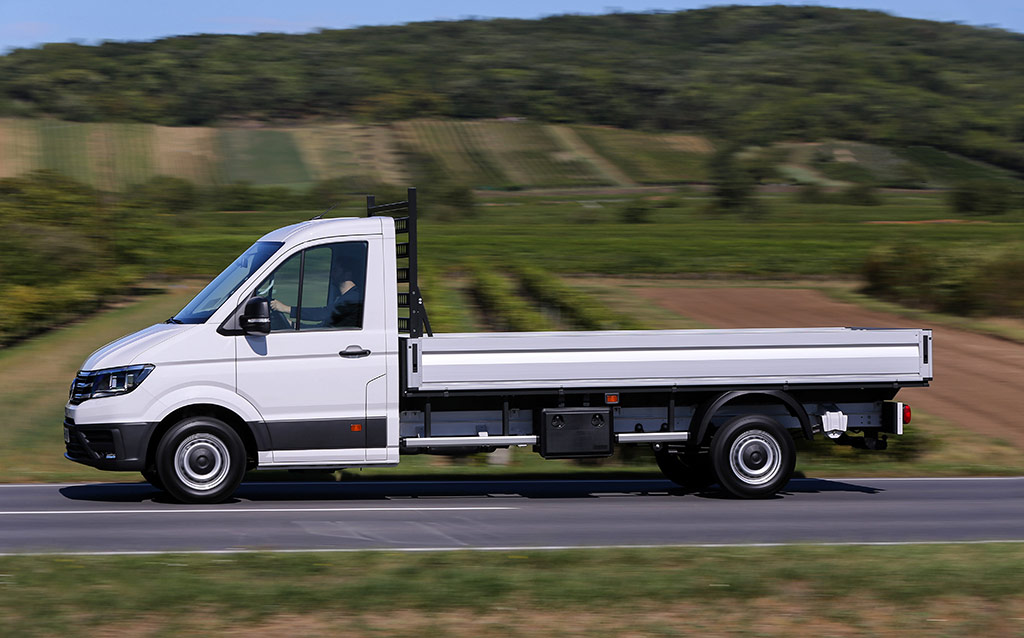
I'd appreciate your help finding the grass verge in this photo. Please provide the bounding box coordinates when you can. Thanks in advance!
[1,545,1023,636]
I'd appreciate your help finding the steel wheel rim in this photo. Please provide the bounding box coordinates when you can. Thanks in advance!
[174,432,230,491]
[728,429,781,486]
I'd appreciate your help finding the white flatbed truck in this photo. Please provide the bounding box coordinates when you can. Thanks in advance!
[64,189,930,502]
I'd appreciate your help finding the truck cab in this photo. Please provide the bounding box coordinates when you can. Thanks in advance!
[65,215,404,501]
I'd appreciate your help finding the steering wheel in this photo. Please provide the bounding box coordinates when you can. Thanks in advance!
[269,308,292,331]
[262,282,294,331]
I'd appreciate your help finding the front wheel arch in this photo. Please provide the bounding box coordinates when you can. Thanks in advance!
[147,404,259,473]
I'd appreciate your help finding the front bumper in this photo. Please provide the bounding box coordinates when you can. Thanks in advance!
[63,417,156,471]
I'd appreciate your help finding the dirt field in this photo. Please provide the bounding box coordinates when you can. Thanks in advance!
[629,285,1024,449]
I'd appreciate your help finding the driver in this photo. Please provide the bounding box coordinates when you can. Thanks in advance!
[269,259,362,329]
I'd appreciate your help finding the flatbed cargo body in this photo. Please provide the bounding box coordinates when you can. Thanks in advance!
[403,327,932,393]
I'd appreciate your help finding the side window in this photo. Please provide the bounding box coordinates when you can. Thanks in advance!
[298,242,368,330]
[298,247,332,330]
[253,253,301,332]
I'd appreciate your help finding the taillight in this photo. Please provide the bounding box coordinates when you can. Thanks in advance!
[903,404,912,424]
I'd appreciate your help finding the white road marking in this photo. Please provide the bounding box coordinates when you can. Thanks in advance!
[0,506,517,516]
[0,539,1022,557]
[0,483,93,488]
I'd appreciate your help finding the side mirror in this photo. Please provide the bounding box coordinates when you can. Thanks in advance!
[240,297,271,335]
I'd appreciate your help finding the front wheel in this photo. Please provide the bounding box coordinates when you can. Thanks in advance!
[710,415,795,499]
[155,417,245,504]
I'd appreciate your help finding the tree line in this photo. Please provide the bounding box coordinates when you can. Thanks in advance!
[1,6,1023,173]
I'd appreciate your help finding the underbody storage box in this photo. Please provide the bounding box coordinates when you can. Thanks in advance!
[538,407,613,459]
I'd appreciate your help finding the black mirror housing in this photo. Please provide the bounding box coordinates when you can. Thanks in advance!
[240,297,271,335]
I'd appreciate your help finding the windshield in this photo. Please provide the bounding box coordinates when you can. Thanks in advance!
[173,241,284,324]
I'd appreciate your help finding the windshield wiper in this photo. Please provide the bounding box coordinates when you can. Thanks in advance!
[165,317,184,324]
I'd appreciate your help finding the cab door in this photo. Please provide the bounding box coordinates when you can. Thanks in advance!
[235,237,387,464]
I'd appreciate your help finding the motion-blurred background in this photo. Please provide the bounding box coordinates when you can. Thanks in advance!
[2,2,1024,635]
[3,3,1024,478]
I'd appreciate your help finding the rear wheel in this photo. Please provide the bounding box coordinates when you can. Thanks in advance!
[710,415,795,499]
[654,448,715,491]
[155,417,245,504]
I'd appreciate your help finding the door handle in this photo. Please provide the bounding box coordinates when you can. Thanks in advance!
[340,346,371,358]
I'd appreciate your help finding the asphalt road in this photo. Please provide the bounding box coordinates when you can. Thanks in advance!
[0,477,1021,555]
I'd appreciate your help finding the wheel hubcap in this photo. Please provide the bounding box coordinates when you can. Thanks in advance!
[174,433,230,491]
[729,429,782,486]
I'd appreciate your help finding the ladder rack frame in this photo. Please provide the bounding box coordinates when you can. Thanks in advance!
[366,187,432,338]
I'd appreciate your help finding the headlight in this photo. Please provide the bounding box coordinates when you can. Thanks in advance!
[71,364,155,403]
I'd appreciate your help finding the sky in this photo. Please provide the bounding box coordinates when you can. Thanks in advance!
[1,0,1022,52]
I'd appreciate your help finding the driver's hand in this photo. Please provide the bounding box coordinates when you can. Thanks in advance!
[270,299,290,313]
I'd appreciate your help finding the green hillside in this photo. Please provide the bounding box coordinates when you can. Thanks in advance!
[3,116,1019,191]
[217,128,312,188]
[397,120,617,189]
[0,117,719,190]
[2,6,1024,176]
[572,126,713,184]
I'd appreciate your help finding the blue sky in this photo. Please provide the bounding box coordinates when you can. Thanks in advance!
[2,1,1021,52]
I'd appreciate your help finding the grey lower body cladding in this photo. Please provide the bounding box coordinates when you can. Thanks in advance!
[264,418,388,450]
[64,418,156,471]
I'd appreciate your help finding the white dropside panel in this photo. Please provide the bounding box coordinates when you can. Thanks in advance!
[407,327,932,391]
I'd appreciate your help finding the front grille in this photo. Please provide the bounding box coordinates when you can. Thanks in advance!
[69,372,95,405]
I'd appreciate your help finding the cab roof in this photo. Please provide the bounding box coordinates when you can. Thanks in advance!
[258,216,387,246]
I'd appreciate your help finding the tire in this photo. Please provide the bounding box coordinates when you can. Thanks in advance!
[155,416,245,504]
[141,467,165,491]
[710,415,795,499]
[654,448,715,491]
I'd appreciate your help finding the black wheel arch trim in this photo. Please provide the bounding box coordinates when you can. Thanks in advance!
[145,405,270,472]
[691,389,813,444]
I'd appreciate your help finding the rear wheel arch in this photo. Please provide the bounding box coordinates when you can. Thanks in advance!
[691,390,812,445]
